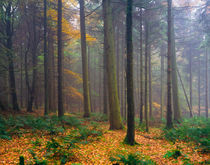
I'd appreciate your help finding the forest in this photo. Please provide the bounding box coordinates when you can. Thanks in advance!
[0,0,209,164]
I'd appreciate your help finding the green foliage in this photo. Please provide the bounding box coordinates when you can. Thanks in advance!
[28,149,48,165]
[19,156,24,165]
[0,115,81,139]
[164,149,182,159]
[162,117,210,153]
[89,113,108,122]
[110,153,156,165]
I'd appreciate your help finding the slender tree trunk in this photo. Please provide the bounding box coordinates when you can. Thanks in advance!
[160,45,165,120]
[6,3,19,111]
[20,46,23,108]
[205,48,208,118]
[79,0,91,117]
[148,40,152,120]
[44,0,48,115]
[27,4,37,112]
[144,18,149,132]
[198,55,201,116]
[103,0,123,130]
[57,0,64,117]
[125,0,135,145]
[88,46,94,113]
[166,0,173,129]
[171,16,181,122]
[139,9,143,124]
[189,49,193,117]
[103,44,108,115]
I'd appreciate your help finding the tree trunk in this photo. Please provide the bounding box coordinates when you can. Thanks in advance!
[103,0,123,130]
[79,0,91,117]
[27,4,37,113]
[57,0,64,117]
[198,55,201,116]
[6,3,19,111]
[125,0,135,145]
[166,0,173,129]
[144,18,149,132]
[205,48,208,118]
[160,45,165,120]
[44,0,49,115]
[148,39,152,120]
[139,9,143,124]
[171,16,181,122]
[189,49,193,117]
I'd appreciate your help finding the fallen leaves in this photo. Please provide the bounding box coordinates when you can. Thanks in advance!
[0,122,209,164]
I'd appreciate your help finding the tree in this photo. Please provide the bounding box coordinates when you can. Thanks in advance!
[124,0,135,145]
[166,0,173,129]
[139,9,143,124]
[171,15,181,122]
[79,0,91,117]
[144,17,149,132]
[5,1,20,111]
[44,0,49,115]
[103,0,123,130]
[57,0,64,117]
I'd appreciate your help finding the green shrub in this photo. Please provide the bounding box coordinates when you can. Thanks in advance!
[162,117,210,153]
[90,113,108,122]
[110,153,156,165]
[164,149,182,159]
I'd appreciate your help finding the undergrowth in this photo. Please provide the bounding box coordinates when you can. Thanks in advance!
[162,117,210,153]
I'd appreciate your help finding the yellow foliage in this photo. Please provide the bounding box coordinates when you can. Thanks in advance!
[153,102,161,109]
[47,9,96,42]
[64,69,82,84]
[66,86,83,101]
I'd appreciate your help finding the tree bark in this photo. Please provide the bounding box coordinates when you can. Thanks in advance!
[205,48,208,118]
[160,45,165,120]
[6,2,19,111]
[125,0,135,145]
[44,0,49,115]
[144,18,149,132]
[79,0,91,117]
[171,15,181,122]
[103,0,123,130]
[57,0,64,117]
[139,9,143,124]
[166,0,173,129]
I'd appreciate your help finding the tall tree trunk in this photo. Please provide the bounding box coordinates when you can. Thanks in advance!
[79,0,91,117]
[44,0,49,115]
[20,46,23,108]
[103,0,122,130]
[139,9,143,124]
[88,46,94,113]
[144,18,149,132]
[103,44,108,115]
[57,0,64,117]
[125,0,135,145]
[205,48,208,118]
[160,45,165,120]
[27,4,37,112]
[171,16,181,122]
[166,0,173,129]
[6,3,19,111]
[198,55,201,116]
[48,28,56,112]
[148,40,152,120]
[189,49,193,117]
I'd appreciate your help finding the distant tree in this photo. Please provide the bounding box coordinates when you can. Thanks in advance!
[57,0,64,117]
[166,0,173,129]
[79,0,92,117]
[44,0,49,115]
[103,0,123,130]
[124,0,135,145]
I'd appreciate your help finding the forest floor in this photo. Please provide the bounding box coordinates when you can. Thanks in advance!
[0,111,209,165]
